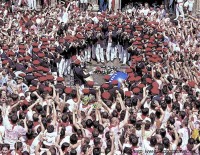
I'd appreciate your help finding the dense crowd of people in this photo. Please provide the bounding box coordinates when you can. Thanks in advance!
[0,0,200,155]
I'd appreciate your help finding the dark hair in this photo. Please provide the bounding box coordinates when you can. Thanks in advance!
[71,90,77,99]
[70,134,78,145]
[129,134,138,146]
[11,114,18,124]
[150,136,157,146]
[93,147,101,155]
[92,129,99,138]
[86,119,93,128]
[33,113,39,122]
[61,142,70,151]
[160,128,166,138]
[94,137,101,146]
[98,124,104,134]
[123,147,132,155]
[141,108,149,116]
[157,143,164,153]
[47,125,54,133]
[14,142,23,151]
[162,137,170,148]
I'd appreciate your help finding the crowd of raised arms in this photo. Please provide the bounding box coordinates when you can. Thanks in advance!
[0,0,200,155]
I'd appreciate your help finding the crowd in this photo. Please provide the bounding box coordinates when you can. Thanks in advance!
[0,0,200,155]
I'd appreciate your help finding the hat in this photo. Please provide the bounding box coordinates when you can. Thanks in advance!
[132,87,140,94]
[2,60,9,65]
[32,48,40,53]
[152,82,159,88]
[101,92,111,100]
[128,76,135,82]
[64,87,72,94]
[111,80,118,85]
[33,60,40,65]
[38,53,45,58]
[82,88,90,95]
[138,83,145,88]
[57,77,64,82]
[151,88,159,95]
[87,81,94,87]
[46,75,54,80]
[29,86,37,92]
[125,91,132,97]
[146,78,152,84]
[188,81,196,88]
[101,83,110,89]
[44,87,52,92]
[104,75,110,81]
[38,77,47,82]
[125,68,132,73]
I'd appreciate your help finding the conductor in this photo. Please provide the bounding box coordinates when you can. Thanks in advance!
[73,59,92,86]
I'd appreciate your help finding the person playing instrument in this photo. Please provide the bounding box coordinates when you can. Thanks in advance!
[73,59,93,86]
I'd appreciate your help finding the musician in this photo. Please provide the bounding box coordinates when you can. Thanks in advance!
[122,29,132,65]
[116,25,123,63]
[73,59,92,86]
[85,29,93,63]
[93,27,105,63]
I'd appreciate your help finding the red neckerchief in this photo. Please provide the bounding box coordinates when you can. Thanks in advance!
[141,114,146,119]
[27,139,34,146]
[87,128,93,133]
[33,121,40,127]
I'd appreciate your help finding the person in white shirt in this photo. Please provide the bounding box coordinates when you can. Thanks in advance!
[175,0,185,20]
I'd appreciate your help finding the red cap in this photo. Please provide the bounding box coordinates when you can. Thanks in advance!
[152,82,159,88]
[125,91,132,97]
[128,77,135,82]
[44,87,52,92]
[38,53,45,58]
[64,87,72,94]
[57,77,64,82]
[46,75,54,80]
[19,73,26,78]
[87,81,94,87]
[26,67,34,73]
[38,77,47,82]
[125,68,132,73]
[2,60,9,65]
[151,88,159,95]
[33,60,40,65]
[32,48,40,53]
[111,80,118,85]
[188,81,196,88]
[146,78,152,84]
[104,75,110,81]
[101,83,110,89]
[132,88,140,94]
[138,83,145,88]
[82,88,90,95]
[101,92,111,100]
[34,73,42,77]
[29,86,37,92]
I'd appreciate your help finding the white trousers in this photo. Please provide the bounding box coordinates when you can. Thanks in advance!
[117,44,123,62]
[175,4,184,19]
[108,0,112,11]
[28,0,37,9]
[106,43,117,61]
[58,58,71,77]
[121,49,128,64]
[96,44,104,63]
[92,45,96,60]
[85,46,92,62]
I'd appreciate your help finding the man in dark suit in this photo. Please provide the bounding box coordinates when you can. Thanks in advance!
[73,59,92,86]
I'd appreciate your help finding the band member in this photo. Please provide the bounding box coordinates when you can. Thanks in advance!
[175,0,184,20]
[93,28,105,63]
[85,29,93,63]
[116,25,123,63]
[73,59,92,86]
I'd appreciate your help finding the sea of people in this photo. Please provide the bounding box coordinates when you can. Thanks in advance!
[0,1,200,155]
